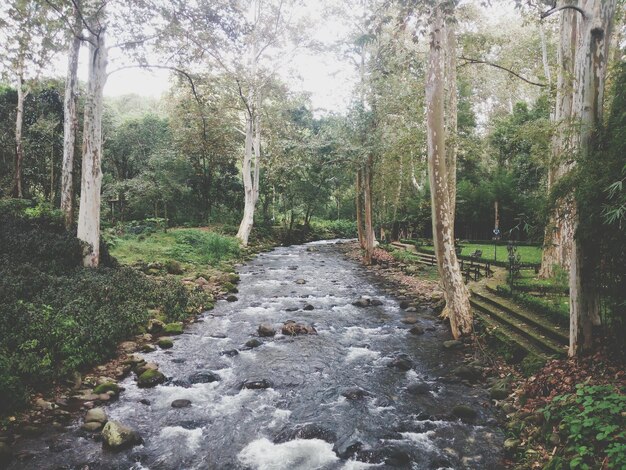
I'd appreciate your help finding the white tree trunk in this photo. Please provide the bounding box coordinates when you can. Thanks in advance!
[568,0,616,356]
[444,19,458,223]
[236,0,261,246]
[426,2,472,339]
[236,107,257,246]
[364,155,375,265]
[12,71,26,198]
[540,3,578,278]
[77,25,108,267]
[60,5,82,229]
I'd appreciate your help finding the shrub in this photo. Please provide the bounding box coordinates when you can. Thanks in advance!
[0,206,196,414]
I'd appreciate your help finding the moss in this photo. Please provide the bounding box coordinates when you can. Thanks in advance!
[227,273,240,283]
[163,322,183,335]
[157,338,173,349]
[137,369,165,388]
[222,282,238,293]
[93,382,120,395]
[520,354,547,376]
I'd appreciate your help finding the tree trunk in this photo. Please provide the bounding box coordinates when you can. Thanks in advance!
[540,2,578,278]
[426,2,472,339]
[61,6,82,229]
[12,71,26,198]
[77,24,108,268]
[355,169,365,248]
[444,18,458,224]
[236,0,261,246]
[569,0,616,356]
[364,155,375,265]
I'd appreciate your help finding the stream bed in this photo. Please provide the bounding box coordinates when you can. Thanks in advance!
[8,240,503,469]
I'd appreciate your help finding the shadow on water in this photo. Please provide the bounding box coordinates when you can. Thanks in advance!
[8,240,503,469]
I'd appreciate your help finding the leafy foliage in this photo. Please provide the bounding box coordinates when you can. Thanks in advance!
[542,384,626,470]
[0,203,195,413]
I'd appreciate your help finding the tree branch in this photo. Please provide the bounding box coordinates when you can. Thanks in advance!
[540,5,586,19]
[458,57,546,87]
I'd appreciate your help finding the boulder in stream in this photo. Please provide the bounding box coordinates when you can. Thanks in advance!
[241,379,273,390]
[281,320,317,336]
[137,369,166,388]
[387,355,413,371]
[101,421,141,450]
[341,388,371,400]
[245,338,263,349]
[258,324,276,337]
[171,399,192,408]
[274,423,337,444]
[189,371,220,384]
[451,404,478,423]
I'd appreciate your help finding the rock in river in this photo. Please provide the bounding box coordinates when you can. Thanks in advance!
[258,324,276,337]
[274,423,337,444]
[137,369,166,388]
[281,320,317,336]
[171,399,192,408]
[245,338,263,349]
[84,407,108,424]
[189,371,220,384]
[101,421,141,450]
[241,379,273,390]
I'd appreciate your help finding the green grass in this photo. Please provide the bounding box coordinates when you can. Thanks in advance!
[419,242,542,265]
[458,243,542,264]
[108,228,241,268]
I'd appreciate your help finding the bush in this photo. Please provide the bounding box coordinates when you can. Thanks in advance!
[542,384,626,469]
[0,205,196,414]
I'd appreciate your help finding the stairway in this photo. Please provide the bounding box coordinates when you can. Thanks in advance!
[470,286,568,358]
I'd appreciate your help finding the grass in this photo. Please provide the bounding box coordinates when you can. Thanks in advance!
[419,242,543,265]
[108,228,241,269]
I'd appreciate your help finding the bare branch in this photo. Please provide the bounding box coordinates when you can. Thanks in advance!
[458,56,547,87]
[540,5,586,19]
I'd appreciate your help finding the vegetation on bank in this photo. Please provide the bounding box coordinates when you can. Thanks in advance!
[0,201,234,414]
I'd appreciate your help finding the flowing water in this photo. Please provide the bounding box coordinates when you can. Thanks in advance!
[9,240,503,469]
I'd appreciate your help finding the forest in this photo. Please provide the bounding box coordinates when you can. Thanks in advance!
[0,0,624,469]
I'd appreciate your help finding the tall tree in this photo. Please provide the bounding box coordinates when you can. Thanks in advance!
[0,0,59,198]
[425,1,472,339]
[60,0,82,229]
[539,2,578,278]
[565,0,617,356]
[76,3,107,267]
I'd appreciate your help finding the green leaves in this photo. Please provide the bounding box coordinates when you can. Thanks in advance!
[542,384,626,469]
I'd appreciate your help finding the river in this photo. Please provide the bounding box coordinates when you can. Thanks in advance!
[8,240,503,469]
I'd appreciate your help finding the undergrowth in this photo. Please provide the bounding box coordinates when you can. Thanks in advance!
[0,201,201,414]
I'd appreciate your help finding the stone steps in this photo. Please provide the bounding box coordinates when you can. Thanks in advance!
[470,288,568,358]
[473,288,569,345]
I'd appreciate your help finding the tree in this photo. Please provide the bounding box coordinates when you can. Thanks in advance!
[425,1,472,339]
[60,0,82,229]
[565,0,617,356]
[76,2,108,267]
[0,0,60,198]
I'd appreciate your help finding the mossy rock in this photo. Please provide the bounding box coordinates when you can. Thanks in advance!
[227,273,240,283]
[165,260,184,275]
[451,404,477,423]
[93,382,120,395]
[137,369,165,388]
[222,282,238,293]
[163,322,184,335]
[157,338,174,349]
